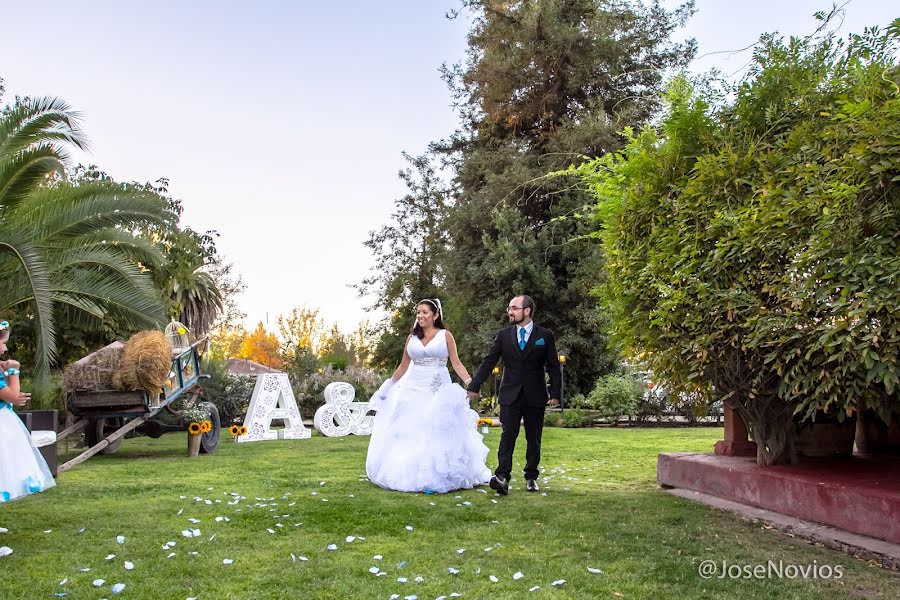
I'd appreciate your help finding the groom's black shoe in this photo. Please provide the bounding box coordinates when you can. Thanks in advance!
[526,479,539,492]
[489,475,509,495]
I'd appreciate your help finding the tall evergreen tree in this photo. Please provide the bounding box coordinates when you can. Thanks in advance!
[433,0,697,393]
[358,152,452,370]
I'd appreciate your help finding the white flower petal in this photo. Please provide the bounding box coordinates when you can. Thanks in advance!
[167,552,176,558]
[124,561,134,570]
[397,577,408,583]
[456,549,465,554]
[223,558,234,565]
[111,583,126,594]
[0,546,13,557]
[587,566,604,574]
[373,555,383,560]
[551,579,566,586]
[345,536,356,543]
[115,535,125,544]
[405,525,413,531]
[529,585,541,592]
[105,554,116,560]
[513,571,524,580]
[368,567,380,574]
[489,575,499,582]
[326,544,338,551]
[92,579,105,587]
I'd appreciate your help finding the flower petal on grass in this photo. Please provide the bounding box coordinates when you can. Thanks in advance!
[116,535,125,544]
[105,554,116,560]
[111,583,126,594]
[529,585,541,592]
[588,567,604,574]
[552,579,566,587]
[124,561,134,570]
[489,575,498,582]
[92,579,105,587]
[223,558,234,565]
[513,571,524,580]
[326,544,338,551]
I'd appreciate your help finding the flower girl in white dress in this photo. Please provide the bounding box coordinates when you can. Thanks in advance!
[0,321,55,502]
[366,300,491,493]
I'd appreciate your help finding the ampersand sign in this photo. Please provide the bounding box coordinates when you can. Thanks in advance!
[313,382,375,437]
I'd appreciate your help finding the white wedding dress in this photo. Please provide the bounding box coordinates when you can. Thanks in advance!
[366,329,491,493]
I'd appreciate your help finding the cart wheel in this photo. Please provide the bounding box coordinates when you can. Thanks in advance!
[85,417,124,454]
[199,402,220,454]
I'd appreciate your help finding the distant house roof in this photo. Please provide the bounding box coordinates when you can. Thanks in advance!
[224,358,282,376]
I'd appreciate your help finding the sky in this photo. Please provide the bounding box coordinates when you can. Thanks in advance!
[1,1,896,335]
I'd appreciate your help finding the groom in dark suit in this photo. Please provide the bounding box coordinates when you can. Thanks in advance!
[467,295,561,494]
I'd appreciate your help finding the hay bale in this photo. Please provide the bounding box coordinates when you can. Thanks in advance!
[114,331,173,394]
[62,341,125,393]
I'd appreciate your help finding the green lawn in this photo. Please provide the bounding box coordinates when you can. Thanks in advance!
[1,427,895,599]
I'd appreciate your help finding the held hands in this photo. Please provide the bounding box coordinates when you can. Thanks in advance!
[12,392,30,406]
[548,398,560,406]
[0,359,20,370]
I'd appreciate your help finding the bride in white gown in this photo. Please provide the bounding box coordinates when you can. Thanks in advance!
[366,299,491,493]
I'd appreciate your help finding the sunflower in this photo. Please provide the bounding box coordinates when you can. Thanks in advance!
[200,420,212,433]
[238,425,248,436]
[188,422,201,435]
[229,425,240,436]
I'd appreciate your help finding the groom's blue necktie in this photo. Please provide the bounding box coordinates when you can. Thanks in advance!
[519,327,526,351]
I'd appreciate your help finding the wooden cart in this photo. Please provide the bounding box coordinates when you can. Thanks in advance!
[58,339,219,472]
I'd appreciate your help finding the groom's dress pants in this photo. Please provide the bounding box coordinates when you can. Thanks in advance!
[496,392,545,481]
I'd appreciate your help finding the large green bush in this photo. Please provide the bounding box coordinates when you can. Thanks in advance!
[570,22,900,464]
[581,374,643,418]
[200,358,256,425]
[294,365,381,418]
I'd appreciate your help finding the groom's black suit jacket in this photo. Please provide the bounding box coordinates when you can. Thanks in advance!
[468,324,562,408]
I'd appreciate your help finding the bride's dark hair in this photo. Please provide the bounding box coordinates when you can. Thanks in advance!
[411,299,446,339]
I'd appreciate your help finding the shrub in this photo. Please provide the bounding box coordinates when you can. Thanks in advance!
[200,358,256,425]
[570,27,900,464]
[544,409,592,428]
[294,365,381,418]
[583,374,643,418]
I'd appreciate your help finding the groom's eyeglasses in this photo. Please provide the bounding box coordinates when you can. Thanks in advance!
[507,306,523,311]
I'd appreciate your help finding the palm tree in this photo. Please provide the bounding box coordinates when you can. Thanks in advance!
[0,97,169,386]
[152,227,224,337]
